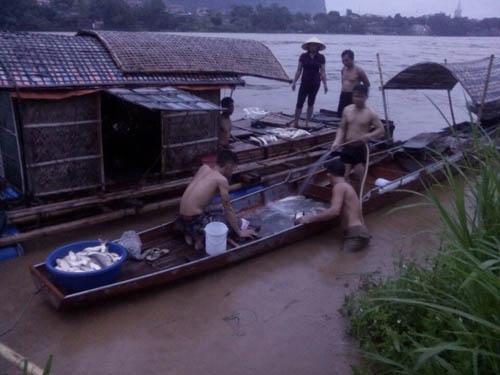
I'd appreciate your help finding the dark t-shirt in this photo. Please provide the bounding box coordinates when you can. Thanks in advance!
[299,52,325,85]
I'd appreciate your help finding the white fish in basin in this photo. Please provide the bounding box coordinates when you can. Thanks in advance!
[55,242,122,273]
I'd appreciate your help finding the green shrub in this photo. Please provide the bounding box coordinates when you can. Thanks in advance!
[344,132,500,374]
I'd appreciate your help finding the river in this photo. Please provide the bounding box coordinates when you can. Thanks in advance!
[192,33,499,140]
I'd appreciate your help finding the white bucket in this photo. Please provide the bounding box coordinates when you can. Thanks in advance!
[204,222,228,255]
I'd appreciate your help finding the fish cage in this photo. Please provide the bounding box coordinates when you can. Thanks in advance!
[0,31,291,201]
[1,88,221,198]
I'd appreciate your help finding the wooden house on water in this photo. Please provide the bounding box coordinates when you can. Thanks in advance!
[0,31,290,200]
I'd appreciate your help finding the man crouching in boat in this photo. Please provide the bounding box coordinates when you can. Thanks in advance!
[331,83,385,183]
[296,160,370,252]
[176,150,257,251]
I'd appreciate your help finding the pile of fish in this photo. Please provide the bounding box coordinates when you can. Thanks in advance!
[248,128,311,146]
[268,128,311,140]
[249,134,279,146]
[55,243,121,273]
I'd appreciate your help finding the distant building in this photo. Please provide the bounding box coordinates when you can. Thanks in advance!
[454,1,463,18]
[167,1,326,15]
[410,24,431,36]
[165,4,186,15]
[196,7,210,17]
[91,20,104,30]
[346,9,361,19]
[125,0,145,7]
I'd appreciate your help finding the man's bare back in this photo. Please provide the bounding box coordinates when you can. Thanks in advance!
[296,178,363,228]
[180,165,225,216]
[335,182,364,228]
[342,66,369,92]
[219,116,232,147]
[296,168,370,251]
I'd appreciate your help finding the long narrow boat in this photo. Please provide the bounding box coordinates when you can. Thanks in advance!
[30,122,494,311]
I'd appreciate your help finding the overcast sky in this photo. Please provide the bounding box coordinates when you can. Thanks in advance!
[326,0,500,19]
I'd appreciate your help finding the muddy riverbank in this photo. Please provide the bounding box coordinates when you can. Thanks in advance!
[0,190,446,375]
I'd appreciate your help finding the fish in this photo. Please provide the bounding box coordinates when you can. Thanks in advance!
[54,243,122,273]
[268,128,310,140]
[279,195,305,202]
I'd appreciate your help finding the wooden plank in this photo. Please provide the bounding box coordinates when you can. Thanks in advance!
[23,119,99,128]
[96,95,105,190]
[163,137,218,149]
[27,154,101,168]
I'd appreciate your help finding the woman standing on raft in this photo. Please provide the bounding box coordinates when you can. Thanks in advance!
[291,37,328,128]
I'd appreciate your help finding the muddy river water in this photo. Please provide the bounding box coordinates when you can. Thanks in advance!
[0,189,448,375]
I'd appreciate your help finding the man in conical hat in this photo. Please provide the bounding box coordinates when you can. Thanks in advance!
[291,37,328,128]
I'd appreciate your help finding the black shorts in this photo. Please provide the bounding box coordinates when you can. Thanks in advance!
[296,82,320,109]
[331,144,367,166]
[337,91,353,117]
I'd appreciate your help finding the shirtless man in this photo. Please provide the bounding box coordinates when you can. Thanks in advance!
[296,160,370,251]
[338,50,370,117]
[219,97,235,148]
[176,150,256,251]
[331,83,385,182]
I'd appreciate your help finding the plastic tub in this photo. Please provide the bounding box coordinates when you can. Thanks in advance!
[205,222,228,255]
[45,240,128,293]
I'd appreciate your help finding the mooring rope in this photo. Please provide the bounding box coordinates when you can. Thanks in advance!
[359,142,371,224]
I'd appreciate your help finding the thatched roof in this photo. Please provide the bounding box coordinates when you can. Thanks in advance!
[107,87,222,112]
[384,57,500,117]
[79,30,291,82]
[0,32,243,89]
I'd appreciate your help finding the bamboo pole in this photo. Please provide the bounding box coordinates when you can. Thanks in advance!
[0,342,44,375]
[443,59,457,125]
[447,90,457,125]
[478,54,495,121]
[96,95,106,191]
[376,53,391,141]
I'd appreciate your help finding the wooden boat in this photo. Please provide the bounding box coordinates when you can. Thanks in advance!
[30,121,493,310]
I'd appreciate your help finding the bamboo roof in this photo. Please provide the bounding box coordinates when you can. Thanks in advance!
[106,87,222,112]
[79,30,291,82]
[384,57,500,117]
[0,32,245,89]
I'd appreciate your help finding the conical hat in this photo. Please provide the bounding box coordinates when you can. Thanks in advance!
[302,37,326,51]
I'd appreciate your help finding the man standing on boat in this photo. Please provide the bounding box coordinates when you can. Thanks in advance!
[331,84,385,182]
[296,160,371,252]
[291,37,328,128]
[337,50,370,117]
[176,150,256,251]
[219,97,235,149]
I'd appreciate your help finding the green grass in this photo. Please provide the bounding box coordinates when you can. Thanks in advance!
[343,130,500,374]
[21,355,52,375]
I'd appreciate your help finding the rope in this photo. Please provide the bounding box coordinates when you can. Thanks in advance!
[359,142,371,223]
[0,288,41,338]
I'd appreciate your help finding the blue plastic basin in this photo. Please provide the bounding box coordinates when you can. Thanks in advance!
[45,241,128,293]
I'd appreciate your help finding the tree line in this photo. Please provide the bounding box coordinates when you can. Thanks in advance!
[1,0,499,36]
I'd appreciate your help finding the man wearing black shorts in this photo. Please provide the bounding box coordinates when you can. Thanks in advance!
[291,37,328,128]
[331,84,385,184]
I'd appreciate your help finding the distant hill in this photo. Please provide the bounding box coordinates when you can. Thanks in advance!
[167,0,327,15]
